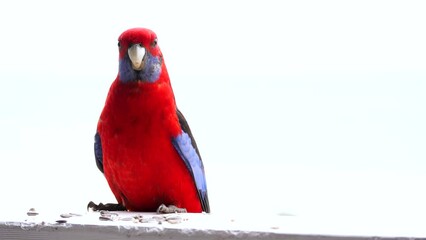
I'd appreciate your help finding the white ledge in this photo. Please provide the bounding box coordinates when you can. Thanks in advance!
[1,210,425,240]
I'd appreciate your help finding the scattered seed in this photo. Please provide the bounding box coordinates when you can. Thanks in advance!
[100,211,117,216]
[138,216,157,223]
[99,211,119,221]
[27,208,39,216]
[99,216,113,221]
[131,215,146,223]
[119,217,134,221]
[153,215,166,221]
[56,220,67,224]
[166,215,183,224]
[61,213,83,218]
[99,210,109,215]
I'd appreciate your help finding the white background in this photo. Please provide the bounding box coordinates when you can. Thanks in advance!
[0,0,425,221]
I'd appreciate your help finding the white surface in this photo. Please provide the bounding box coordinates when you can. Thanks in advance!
[1,209,426,239]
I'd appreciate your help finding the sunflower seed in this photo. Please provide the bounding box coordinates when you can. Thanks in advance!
[27,208,39,216]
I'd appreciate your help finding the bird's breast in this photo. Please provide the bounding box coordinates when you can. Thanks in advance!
[98,81,192,210]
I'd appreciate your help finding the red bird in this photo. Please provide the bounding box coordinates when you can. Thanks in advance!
[92,28,209,213]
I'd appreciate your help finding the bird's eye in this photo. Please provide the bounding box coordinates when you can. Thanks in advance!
[117,42,121,48]
[151,39,158,48]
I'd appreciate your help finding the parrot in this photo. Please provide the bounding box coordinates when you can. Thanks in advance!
[90,28,210,213]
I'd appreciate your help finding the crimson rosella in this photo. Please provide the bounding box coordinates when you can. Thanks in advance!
[91,28,210,213]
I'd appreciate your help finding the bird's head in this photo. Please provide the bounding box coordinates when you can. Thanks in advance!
[117,28,164,83]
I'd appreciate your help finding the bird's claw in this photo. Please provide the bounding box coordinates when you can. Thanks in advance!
[156,204,187,214]
[87,201,127,211]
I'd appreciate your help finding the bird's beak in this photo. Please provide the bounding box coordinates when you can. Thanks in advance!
[128,44,146,71]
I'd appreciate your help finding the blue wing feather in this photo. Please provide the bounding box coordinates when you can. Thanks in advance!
[94,132,104,173]
[172,109,210,213]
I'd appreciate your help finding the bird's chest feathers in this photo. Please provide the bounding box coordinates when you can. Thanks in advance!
[100,82,181,166]
[110,84,176,140]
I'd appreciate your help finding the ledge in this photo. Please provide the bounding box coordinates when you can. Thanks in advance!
[1,210,425,240]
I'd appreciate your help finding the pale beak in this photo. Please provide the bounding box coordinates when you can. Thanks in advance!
[128,44,146,70]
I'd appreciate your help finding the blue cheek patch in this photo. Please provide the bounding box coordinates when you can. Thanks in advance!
[119,53,162,83]
[172,132,209,210]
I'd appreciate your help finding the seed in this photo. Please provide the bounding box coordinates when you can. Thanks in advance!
[60,213,73,218]
[166,215,183,224]
[60,212,82,218]
[27,208,39,216]
[99,216,113,221]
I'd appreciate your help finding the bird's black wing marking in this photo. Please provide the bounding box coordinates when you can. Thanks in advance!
[177,109,202,159]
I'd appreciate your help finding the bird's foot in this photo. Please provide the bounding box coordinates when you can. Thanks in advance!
[87,201,127,211]
[156,204,187,214]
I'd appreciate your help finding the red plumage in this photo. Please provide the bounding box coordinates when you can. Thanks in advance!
[96,28,203,212]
